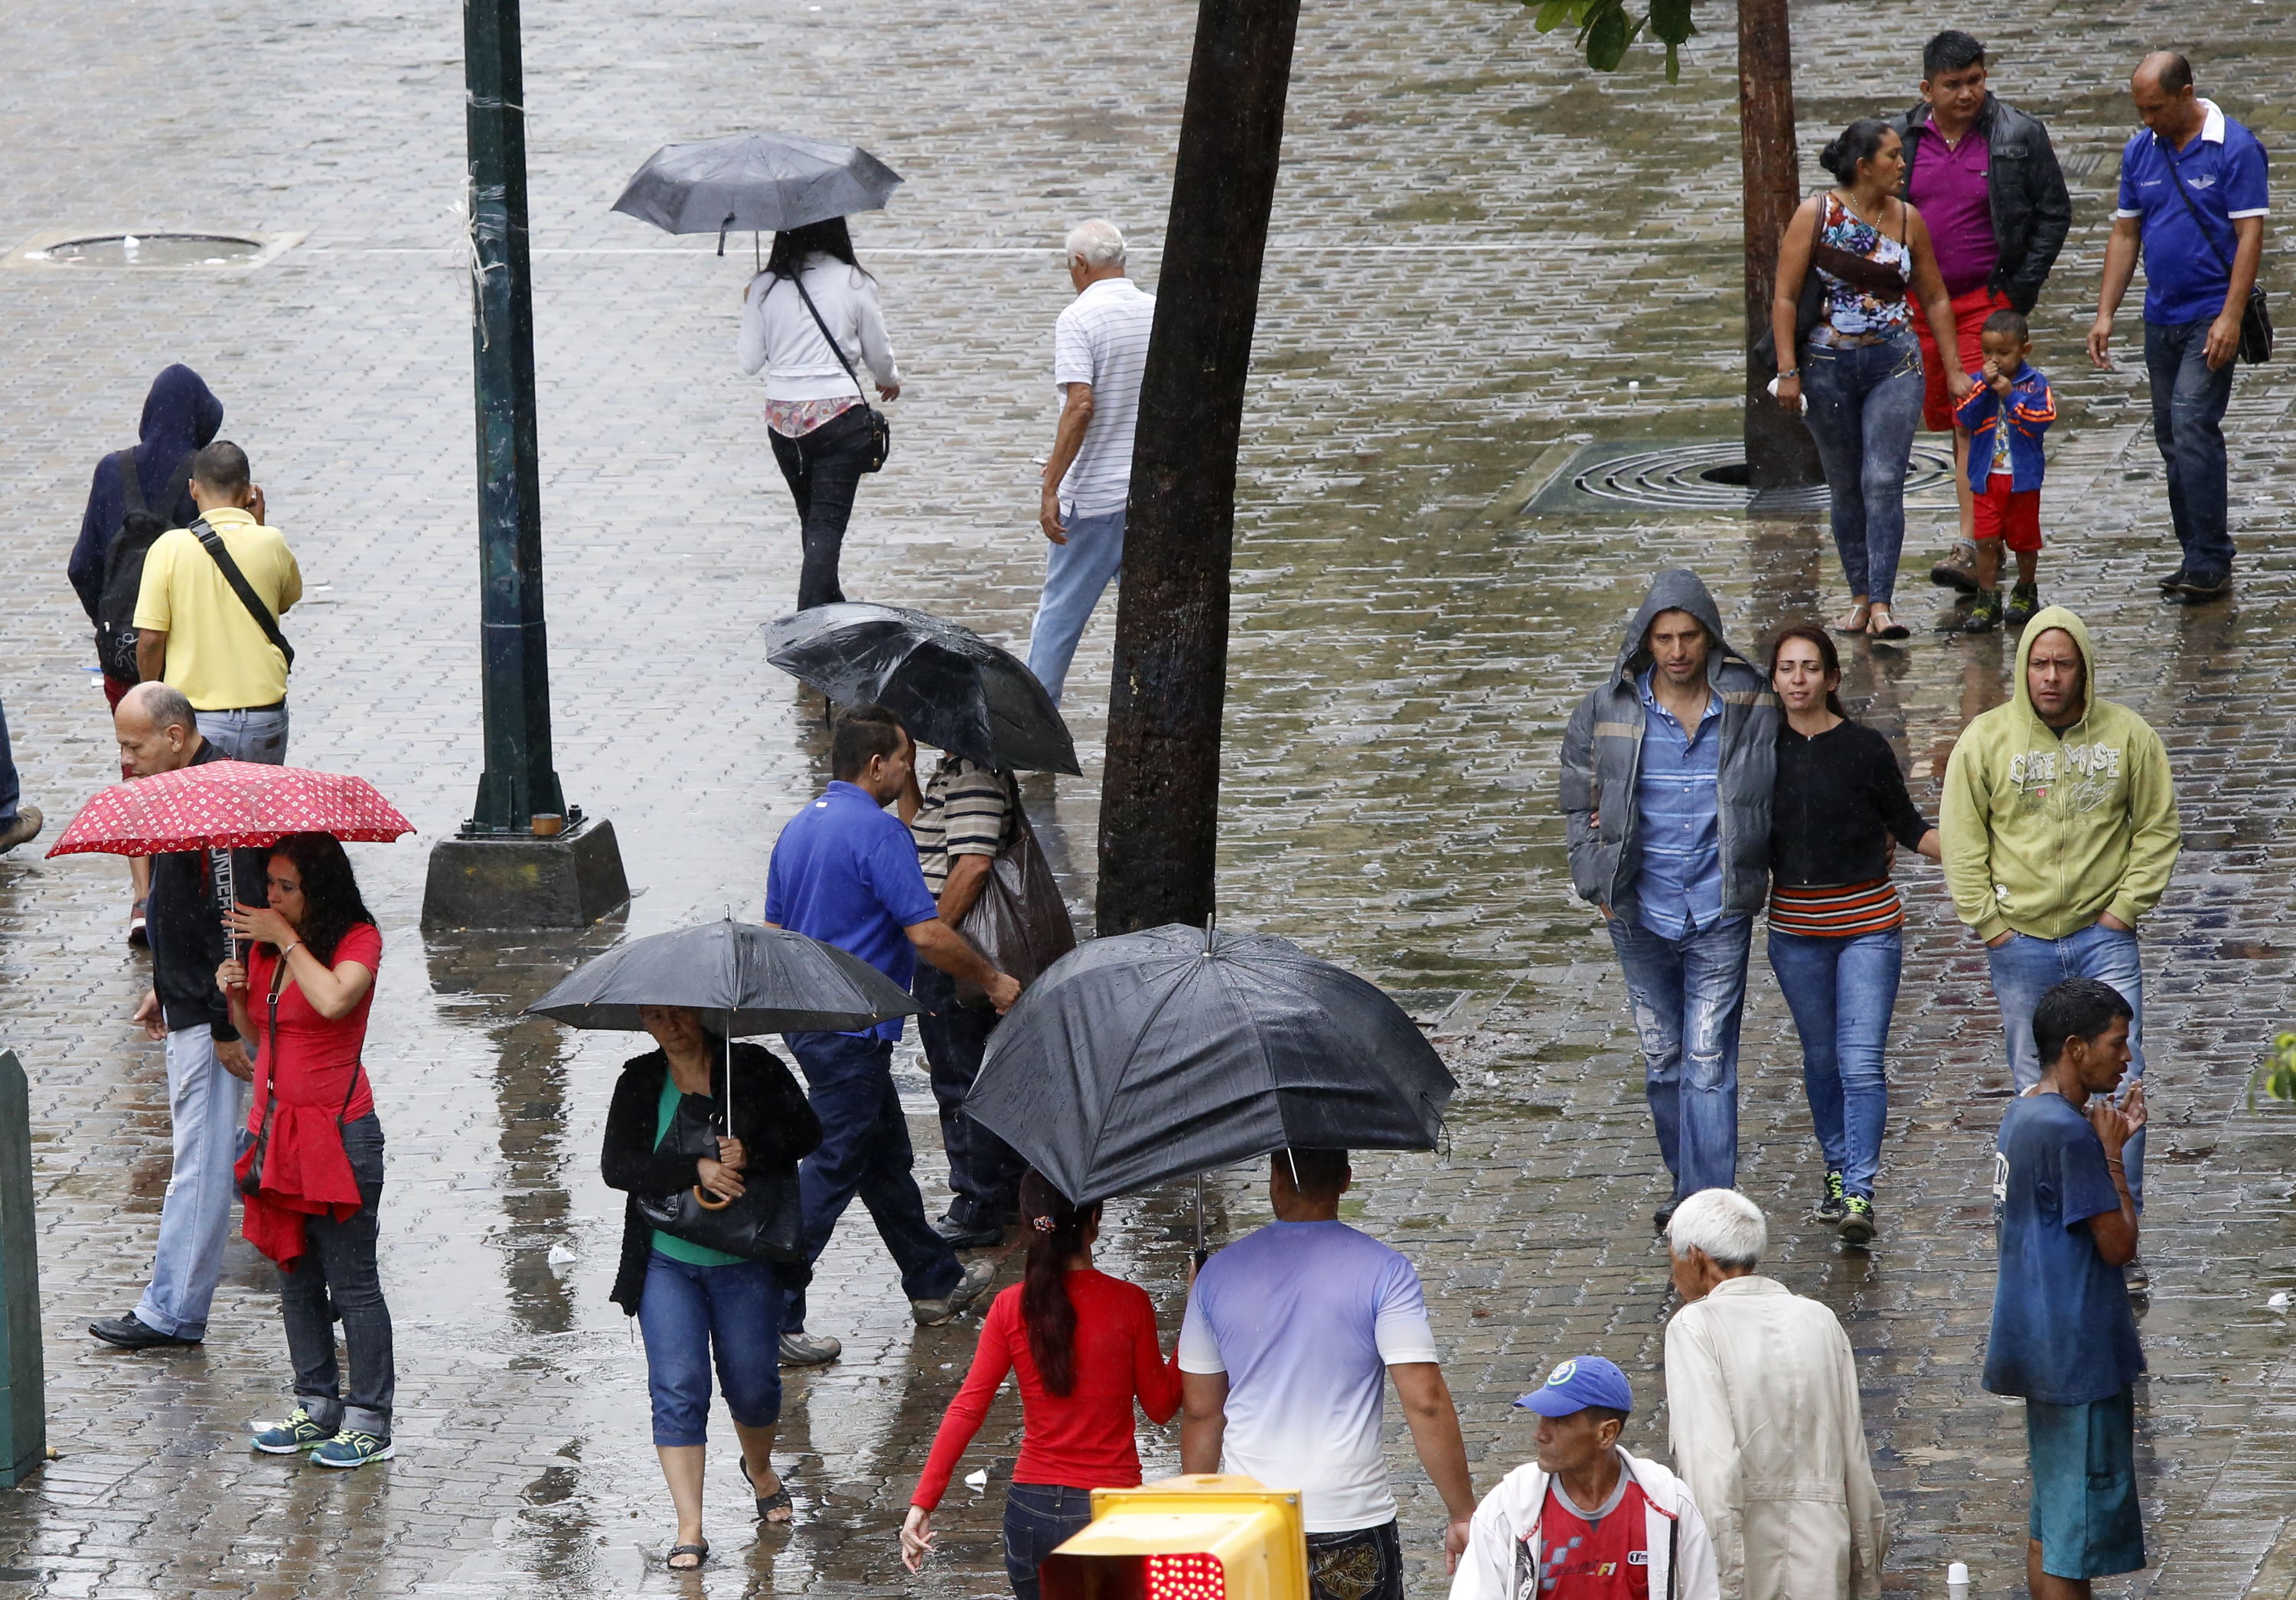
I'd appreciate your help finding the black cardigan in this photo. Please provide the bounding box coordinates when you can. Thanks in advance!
[602,1041,820,1314]
[1769,719,1932,888]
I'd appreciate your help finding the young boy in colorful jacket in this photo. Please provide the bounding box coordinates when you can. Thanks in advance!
[1952,308,2057,633]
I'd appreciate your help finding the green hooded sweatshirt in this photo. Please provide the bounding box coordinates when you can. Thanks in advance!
[1939,606,2180,943]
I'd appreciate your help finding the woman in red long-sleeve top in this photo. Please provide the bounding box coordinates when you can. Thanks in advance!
[902,1171,1182,1599]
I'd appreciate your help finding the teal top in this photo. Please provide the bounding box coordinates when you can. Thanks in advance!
[651,1075,745,1267]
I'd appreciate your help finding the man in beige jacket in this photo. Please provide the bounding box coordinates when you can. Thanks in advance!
[1664,1190,1887,1599]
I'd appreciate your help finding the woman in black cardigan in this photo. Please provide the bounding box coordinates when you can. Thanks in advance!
[602,1005,820,1569]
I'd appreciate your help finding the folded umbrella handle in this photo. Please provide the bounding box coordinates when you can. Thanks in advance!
[692,1184,735,1211]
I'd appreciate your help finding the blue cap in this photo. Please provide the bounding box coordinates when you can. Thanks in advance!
[1515,1357,1634,1418]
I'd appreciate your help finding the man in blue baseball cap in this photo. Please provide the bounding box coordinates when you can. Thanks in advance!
[1451,1356,1720,1600]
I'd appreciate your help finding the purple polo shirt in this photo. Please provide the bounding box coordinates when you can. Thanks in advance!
[1911,125,1998,298]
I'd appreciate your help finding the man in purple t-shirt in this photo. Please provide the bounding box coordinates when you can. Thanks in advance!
[1887,31,2072,607]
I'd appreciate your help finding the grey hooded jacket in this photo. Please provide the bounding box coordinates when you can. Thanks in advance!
[1558,570,1780,923]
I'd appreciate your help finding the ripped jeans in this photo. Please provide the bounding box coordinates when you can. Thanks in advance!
[1606,914,1751,1200]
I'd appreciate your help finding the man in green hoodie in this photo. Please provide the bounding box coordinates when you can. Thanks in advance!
[1941,607,2180,1205]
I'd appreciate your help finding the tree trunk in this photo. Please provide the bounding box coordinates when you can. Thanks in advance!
[1093,0,1303,936]
[1738,0,1824,491]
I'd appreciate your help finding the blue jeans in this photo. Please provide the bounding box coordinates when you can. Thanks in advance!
[195,705,289,765]
[2144,316,2238,575]
[1025,507,1125,706]
[1767,927,1903,1198]
[778,1031,961,1331]
[1985,921,2148,1204]
[134,1025,250,1340]
[1606,915,1752,1198]
[0,694,18,825]
[280,1115,394,1435]
[638,1251,783,1446]
[1801,332,1924,605]
[1003,1481,1097,1600]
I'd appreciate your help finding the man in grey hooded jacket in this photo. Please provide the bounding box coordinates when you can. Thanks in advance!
[1559,571,1779,1229]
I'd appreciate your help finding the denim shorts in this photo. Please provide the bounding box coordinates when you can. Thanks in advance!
[2027,1387,2145,1580]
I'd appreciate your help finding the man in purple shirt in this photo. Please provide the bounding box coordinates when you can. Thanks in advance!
[1887,31,2072,607]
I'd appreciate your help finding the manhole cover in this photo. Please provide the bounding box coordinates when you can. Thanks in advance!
[1525,438,1958,514]
[4,230,302,272]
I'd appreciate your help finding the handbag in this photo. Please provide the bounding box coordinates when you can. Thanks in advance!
[954,777,1078,1008]
[634,1063,804,1263]
[789,273,892,472]
[1753,194,1828,373]
[189,516,296,670]
[2161,142,2272,362]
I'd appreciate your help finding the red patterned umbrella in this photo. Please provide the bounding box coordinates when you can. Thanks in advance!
[46,761,416,859]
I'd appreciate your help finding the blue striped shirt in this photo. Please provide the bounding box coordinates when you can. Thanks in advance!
[1633,668,1726,939]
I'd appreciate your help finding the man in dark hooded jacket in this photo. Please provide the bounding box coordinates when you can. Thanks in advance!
[1559,572,1779,1230]
[66,365,224,942]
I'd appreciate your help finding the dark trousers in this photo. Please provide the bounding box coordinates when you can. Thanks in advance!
[1305,1520,1404,1600]
[1003,1482,1097,1600]
[778,1031,961,1331]
[279,1114,395,1436]
[768,405,876,611]
[0,695,18,824]
[637,1251,781,1445]
[2144,315,2239,575]
[915,963,1026,1227]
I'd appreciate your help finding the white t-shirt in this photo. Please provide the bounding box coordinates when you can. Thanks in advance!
[1177,1220,1440,1533]
[1052,276,1156,516]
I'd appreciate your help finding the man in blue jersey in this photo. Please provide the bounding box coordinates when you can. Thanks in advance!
[2088,52,2269,601]
[765,705,1019,1365]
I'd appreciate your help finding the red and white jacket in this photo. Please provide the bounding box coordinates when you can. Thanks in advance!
[1450,1448,1722,1600]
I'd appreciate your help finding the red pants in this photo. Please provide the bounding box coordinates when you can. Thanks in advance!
[1915,285,2014,432]
[1973,475,2043,552]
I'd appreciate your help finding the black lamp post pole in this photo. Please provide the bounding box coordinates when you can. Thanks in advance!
[461,0,565,835]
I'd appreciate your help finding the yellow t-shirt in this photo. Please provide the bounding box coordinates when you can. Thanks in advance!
[132,507,302,710]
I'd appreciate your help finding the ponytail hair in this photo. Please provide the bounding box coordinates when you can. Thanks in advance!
[1767,623,1848,718]
[1019,1170,1100,1397]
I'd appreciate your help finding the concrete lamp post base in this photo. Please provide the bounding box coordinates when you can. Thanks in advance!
[419,817,630,930]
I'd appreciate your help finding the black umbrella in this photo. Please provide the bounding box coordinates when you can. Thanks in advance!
[612,132,902,249]
[765,603,1081,776]
[964,924,1456,1205]
[523,919,918,1037]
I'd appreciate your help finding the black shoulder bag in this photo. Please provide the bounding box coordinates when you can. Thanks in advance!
[188,516,295,671]
[634,1053,805,1263]
[788,272,892,472]
[1753,195,1828,373]
[2161,140,2273,363]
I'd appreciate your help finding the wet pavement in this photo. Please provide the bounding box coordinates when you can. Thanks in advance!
[2,0,2295,1595]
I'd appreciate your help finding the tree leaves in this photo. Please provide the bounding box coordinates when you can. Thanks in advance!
[1521,0,1694,80]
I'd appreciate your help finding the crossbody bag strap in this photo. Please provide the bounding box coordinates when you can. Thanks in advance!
[790,272,871,406]
[2160,138,2239,275]
[188,516,295,670]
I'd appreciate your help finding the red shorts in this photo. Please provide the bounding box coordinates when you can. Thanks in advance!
[1974,475,2043,552]
[102,675,131,712]
[1914,285,2014,432]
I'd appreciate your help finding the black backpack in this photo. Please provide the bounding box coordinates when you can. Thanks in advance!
[94,449,188,686]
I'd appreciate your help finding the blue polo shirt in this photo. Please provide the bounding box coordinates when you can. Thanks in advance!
[2116,99,2270,326]
[1632,668,1727,940]
[765,780,941,1041]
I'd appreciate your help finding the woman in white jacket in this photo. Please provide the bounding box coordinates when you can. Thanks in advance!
[739,217,901,610]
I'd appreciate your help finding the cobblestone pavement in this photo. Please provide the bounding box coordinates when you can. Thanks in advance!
[2,0,2294,1594]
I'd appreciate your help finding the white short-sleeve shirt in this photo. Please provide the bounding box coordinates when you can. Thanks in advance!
[1053,277,1156,516]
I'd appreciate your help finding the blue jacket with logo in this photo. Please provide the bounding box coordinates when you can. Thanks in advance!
[1953,363,2056,494]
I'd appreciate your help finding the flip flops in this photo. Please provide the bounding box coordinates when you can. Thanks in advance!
[665,1541,709,1571]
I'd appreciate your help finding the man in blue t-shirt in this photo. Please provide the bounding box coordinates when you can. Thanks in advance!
[1985,978,2148,1598]
[2088,51,2269,601]
[764,705,1020,1365]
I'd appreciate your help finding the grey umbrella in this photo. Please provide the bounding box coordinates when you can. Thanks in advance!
[612,132,903,246]
[964,924,1456,1205]
[523,919,918,1037]
[765,602,1081,775]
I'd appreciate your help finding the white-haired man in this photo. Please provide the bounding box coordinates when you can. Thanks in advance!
[1663,1190,1887,1600]
[1026,218,1156,706]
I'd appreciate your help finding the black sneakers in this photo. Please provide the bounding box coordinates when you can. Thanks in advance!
[2172,568,2230,600]
[2004,582,2041,627]
[1838,1196,1878,1244]
[1813,1171,1848,1225]
[1957,590,2003,633]
[90,1312,201,1350]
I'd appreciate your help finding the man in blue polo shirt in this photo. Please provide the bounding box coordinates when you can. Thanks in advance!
[765,705,1019,1365]
[2088,51,2268,602]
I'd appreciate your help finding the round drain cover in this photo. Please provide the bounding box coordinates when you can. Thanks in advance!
[40,233,267,268]
[1572,441,1956,512]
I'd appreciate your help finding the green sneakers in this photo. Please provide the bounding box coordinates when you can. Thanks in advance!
[2004,582,2042,627]
[1838,1196,1878,1244]
[1957,589,2003,633]
[311,1429,396,1468]
[1813,1171,1848,1225]
[250,1406,332,1455]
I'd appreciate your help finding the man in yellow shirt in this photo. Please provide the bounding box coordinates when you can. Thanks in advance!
[132,442,301,764]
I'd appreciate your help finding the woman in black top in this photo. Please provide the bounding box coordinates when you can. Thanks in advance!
[602,1005,820,1569]
[1766,624,1939,1244]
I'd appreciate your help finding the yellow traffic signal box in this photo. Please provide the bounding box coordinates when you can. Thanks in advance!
[1039,1475,1308,1600]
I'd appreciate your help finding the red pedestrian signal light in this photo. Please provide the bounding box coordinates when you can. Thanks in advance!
[1039,1475,1307,1600]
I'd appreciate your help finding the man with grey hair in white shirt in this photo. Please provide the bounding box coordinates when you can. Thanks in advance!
[1027,218,1156,706]
[1664,1188,1887,1600]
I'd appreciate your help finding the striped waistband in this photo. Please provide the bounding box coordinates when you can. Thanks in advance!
[1768,878,1903,937]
